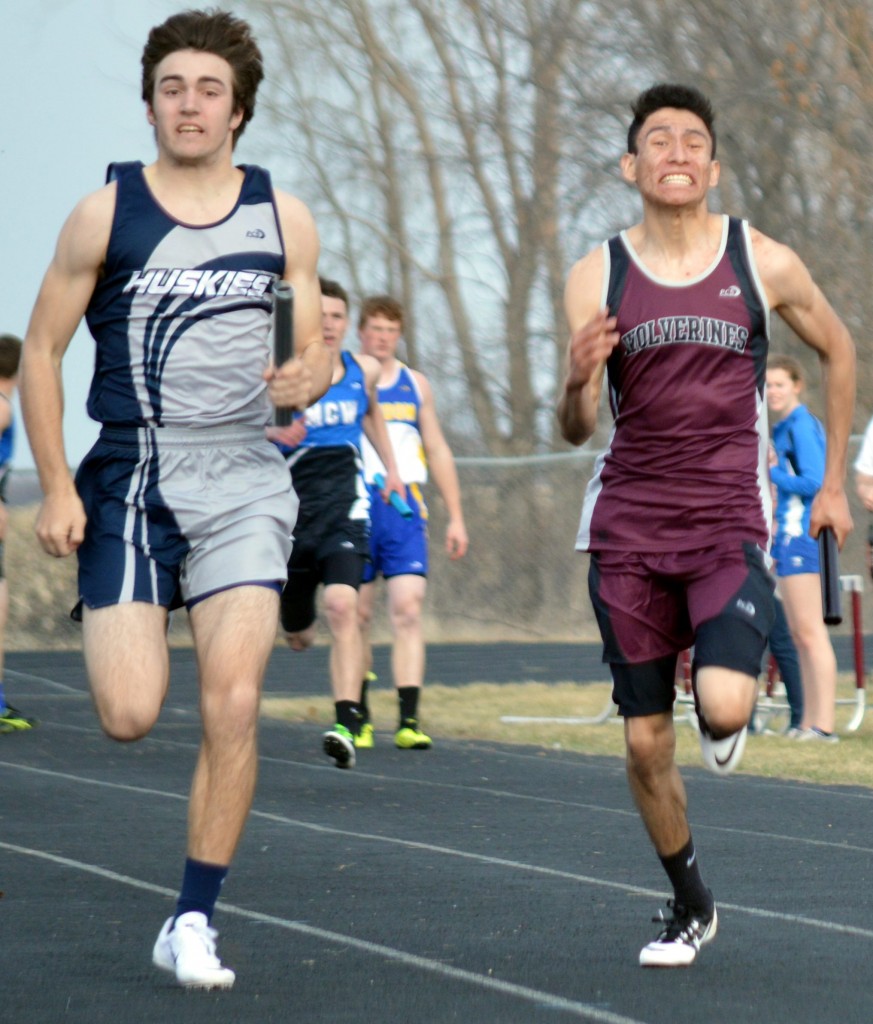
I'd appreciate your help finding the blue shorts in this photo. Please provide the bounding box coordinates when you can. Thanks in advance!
[773,533,820,577]
[361,482,428,582]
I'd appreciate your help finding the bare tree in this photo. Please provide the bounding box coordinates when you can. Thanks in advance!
[233,0,873,637]
[242,0,873,450]
[243,0,635,454]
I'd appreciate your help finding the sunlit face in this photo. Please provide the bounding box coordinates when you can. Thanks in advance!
[621,107,719,208]
[146,49,243,164]
[321,294,349,351]
[766,367,802,418]
[359,314,402,361]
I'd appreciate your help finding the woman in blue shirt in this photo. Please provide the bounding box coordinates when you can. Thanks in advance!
[766,355,838,741]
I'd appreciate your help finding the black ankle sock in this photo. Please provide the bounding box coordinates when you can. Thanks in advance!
[175,857,228,924]
[359,678,370,722]
[658,837,713,913]
[397,687,419,723]
[335,700,361,733]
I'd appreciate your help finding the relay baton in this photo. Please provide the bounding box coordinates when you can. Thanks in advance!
[818,526,842,625]
[373,472,414,519]
[273,281,295,427]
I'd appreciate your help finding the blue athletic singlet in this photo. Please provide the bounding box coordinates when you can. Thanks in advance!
[0,400,15,474]
[360,362,429,582]
[289,351,370,451]
[361,364,427,485]
[577,216,771,554]
[0,394,14,580]
[279,352,371,543]
[85,161,285,429]
[0,393,14,501]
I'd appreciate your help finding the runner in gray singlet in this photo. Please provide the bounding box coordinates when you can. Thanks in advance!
[19,10,331,990]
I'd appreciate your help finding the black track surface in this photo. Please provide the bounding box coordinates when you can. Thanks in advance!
[2,645,871,1024]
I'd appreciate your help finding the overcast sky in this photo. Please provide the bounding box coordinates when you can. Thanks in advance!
[1,0,269,471]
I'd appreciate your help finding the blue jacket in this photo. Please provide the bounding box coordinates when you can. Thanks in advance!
[771,404,825,542]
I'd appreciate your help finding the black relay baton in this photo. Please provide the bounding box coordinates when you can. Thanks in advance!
[818,526,842,625]
[273,281,295,427]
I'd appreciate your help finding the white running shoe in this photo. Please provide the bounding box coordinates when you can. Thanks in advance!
[639,901,718,967]
[152,911,235,989]
[698,724,747,775]
[796,727,840,744]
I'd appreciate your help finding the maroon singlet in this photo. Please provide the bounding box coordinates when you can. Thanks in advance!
[576,215,771,554]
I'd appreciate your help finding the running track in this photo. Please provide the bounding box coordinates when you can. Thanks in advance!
[1,644,871,1023]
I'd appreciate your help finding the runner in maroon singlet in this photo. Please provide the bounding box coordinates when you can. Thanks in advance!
[557,83,855,969]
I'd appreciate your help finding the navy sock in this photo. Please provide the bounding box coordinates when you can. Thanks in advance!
[397,687,419,723]
[658,837,713,914]
[174,857,228,924]
[0,679,7,712]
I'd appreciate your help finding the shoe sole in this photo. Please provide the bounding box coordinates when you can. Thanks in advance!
[323,732,356,768]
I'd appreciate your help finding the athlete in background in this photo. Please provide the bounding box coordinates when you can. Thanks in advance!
[767,354,837,741]
[356,295,468,750]
[268,278,402,769]
[0,333,35,732]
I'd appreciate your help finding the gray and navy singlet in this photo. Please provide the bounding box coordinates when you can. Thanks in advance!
[74,161,296,611]
[576,215,772,555]
[86,161,284,428]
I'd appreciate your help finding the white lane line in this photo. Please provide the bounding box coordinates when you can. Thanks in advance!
[5,743,873,861]
[4,669,88,695]
[2,761,873,941]
[0,840,650,1024]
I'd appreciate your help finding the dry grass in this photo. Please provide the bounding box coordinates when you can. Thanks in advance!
[262,674,873,789]
[11,504,873,788]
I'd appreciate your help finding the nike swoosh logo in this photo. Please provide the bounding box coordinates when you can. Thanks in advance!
[686,851,696,868]
[714,735,741,767]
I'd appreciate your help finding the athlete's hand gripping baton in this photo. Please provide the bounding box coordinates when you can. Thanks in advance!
[374,472,414,519]
[273,281,295,427]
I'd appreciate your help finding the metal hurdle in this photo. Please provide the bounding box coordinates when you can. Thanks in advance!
[843,574,867,731]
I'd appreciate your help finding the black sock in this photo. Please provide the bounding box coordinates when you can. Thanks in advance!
[359,678,371,722]
[397,687,420,724]
[174,857,228,924]
[335,700,361,734]
[658,837,713,914]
